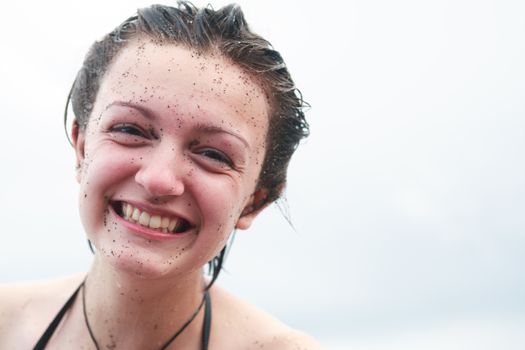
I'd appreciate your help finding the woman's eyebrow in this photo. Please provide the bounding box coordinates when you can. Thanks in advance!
[105,101,158,120]
[195,123,250,149]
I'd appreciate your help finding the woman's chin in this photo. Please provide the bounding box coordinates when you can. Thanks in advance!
[93,241,195,280]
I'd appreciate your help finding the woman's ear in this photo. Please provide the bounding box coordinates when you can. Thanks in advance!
[72,121,85,183]
[235,187,275,230]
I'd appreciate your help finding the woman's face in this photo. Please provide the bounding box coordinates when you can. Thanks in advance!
[74,40,270,279]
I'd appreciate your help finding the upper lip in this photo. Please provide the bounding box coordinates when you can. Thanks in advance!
[112,199,196,228]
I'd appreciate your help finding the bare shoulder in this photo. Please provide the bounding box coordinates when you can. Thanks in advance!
[210,286,325,350]
[0,273,84,348]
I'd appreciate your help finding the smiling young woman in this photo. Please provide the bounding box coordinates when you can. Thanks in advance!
[0,2,321,349]
[75,42,270,283]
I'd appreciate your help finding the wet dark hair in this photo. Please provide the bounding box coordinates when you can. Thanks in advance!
[68,1,309,286]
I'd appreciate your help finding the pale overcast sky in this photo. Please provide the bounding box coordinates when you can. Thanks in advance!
[1,1,524,349]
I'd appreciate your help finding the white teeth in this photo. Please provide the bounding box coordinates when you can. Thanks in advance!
[149,215,161,229]
[161,217,170,229]
[122,203,129,219]
[139,212,150,226]
[168,219,178,232]
[120,202,187,234]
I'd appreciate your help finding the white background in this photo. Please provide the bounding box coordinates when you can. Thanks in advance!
[1,0,524,348]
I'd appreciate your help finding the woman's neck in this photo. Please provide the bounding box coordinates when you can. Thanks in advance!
[82,257,207,349]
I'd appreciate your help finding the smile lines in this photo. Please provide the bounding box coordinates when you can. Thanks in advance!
[121,202,190,234]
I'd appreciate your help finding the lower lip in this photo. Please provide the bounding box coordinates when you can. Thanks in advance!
[109,206,192,241]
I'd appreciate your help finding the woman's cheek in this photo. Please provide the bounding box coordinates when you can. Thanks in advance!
[191,172,244,224]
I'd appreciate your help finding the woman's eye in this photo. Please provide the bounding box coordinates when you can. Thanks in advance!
[110,124,146,137]
[200,149,233,167]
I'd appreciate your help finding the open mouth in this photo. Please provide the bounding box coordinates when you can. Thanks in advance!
[112,201,193,234]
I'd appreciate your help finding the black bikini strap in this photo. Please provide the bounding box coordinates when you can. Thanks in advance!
[33,281,84,350]
[33,281,211,350]
[202,289,212,350]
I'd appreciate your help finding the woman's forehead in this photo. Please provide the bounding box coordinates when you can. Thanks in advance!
[91,39,270,140]
[104,39,265,100]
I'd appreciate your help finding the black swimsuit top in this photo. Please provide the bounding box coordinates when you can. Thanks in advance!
[33,283,212,350]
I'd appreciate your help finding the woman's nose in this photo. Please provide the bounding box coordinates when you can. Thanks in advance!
[134,147,185,197]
